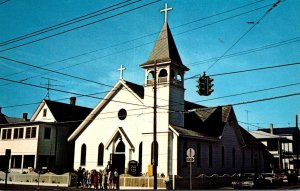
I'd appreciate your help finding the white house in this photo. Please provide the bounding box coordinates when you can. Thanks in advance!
[0,98,92,173]
[68,19,268,177]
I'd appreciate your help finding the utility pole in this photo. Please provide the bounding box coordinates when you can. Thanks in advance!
[296,115,299,174]
[153,61,157,190]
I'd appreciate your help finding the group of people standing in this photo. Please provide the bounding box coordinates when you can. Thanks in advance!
[76,167,119,189]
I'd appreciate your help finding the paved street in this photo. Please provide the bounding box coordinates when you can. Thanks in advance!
[1,183,300,190]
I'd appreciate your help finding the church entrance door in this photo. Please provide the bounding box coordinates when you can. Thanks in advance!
[111,153,125,174]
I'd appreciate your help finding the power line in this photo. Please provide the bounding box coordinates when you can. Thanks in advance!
[0,56,113,88]
[204,0,283,73]
[195,81,300,103]
[188,36,300,66]
[0,0,140,46]
[186,61,300,80]
[0,0,161,53]
[229,91,300,106]
[211,61,300,77]
[0,0,10,6]
[0,75,148,108]
[0,1,275,84]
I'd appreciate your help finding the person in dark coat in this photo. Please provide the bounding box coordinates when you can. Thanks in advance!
[76,166,84,188]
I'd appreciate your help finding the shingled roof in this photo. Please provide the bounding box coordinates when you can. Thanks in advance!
[180,103,266,149]
[44,100,92,123]
[140,22,188,71]
[124,80,144,99]
[184,106,228,137]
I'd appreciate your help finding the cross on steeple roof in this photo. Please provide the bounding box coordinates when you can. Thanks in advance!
[160,3,173,23]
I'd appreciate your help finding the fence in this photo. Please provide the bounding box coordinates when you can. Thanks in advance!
[0,171,77,187]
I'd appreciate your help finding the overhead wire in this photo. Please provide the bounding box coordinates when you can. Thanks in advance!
[0,0,137,46]
[0,1,277,85]
[204,0,283,73]
[194,81,300,103]
[186,61,300,80]
[188,36,300,66]
[0,0,162,53]
[0,0,10,6]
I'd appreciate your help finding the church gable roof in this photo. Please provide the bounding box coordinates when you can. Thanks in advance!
[124,80,144,99]
[68,80,145,142]
[140,23,188,71]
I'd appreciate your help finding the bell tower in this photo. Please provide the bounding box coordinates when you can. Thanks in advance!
[140,11,189,129]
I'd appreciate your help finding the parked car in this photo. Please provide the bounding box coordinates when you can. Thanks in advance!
[261,173,283,187]
[232,173,274,189]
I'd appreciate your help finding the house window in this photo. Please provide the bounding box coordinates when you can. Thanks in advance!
[43,109,47,117]
[97,143,104,166]
[232,148,236,168]
[1,129,12,140]
[80,144,86,166]
[13,128,24,139]
[209,144,213,168]
[23,155,35,168]
[222,146,225,168]
[11,155,22,169]
[44,127,51,139]
[31,127,36,138]
[25,127,37,139]
[197,144,201,167]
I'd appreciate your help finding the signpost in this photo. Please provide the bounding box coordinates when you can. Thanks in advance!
[186,148,195,190]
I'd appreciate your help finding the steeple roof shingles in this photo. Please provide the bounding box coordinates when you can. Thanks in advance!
[141,23,189,71]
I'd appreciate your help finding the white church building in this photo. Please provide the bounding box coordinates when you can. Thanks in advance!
[68,7,268,177]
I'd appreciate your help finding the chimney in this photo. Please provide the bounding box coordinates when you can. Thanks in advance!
[70,97,76,106]
[270,123,274,134]
[0,107,2,114]
[23,113,28,121]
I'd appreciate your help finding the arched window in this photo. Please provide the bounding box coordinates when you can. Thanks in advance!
[147,71,155,85]
[147,71,154,80]
[209,144,213,168]
[222,146,225,168]
[232,148,236,168]
[139,142,143,171]
[97,143,104,166]
[158,69,168,77]
[197,144,201,167]
[170,70,176,80]
[80,144,86,166]
[176,73,182,81]
[183,142,187,168]
[116,140,125,152]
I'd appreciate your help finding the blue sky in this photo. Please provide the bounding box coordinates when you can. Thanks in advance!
[0,0,299,131]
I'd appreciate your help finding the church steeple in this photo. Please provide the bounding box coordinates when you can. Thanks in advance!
[140,22,189,71]
[141,3,188,128]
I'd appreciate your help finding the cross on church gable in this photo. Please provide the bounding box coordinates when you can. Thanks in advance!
[118,64,126,79]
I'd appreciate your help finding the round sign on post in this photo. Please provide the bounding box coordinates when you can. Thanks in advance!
[186,148,195,157]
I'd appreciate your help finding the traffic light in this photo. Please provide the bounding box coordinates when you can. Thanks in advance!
[197,75,207,96]
[206,76,214,95]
